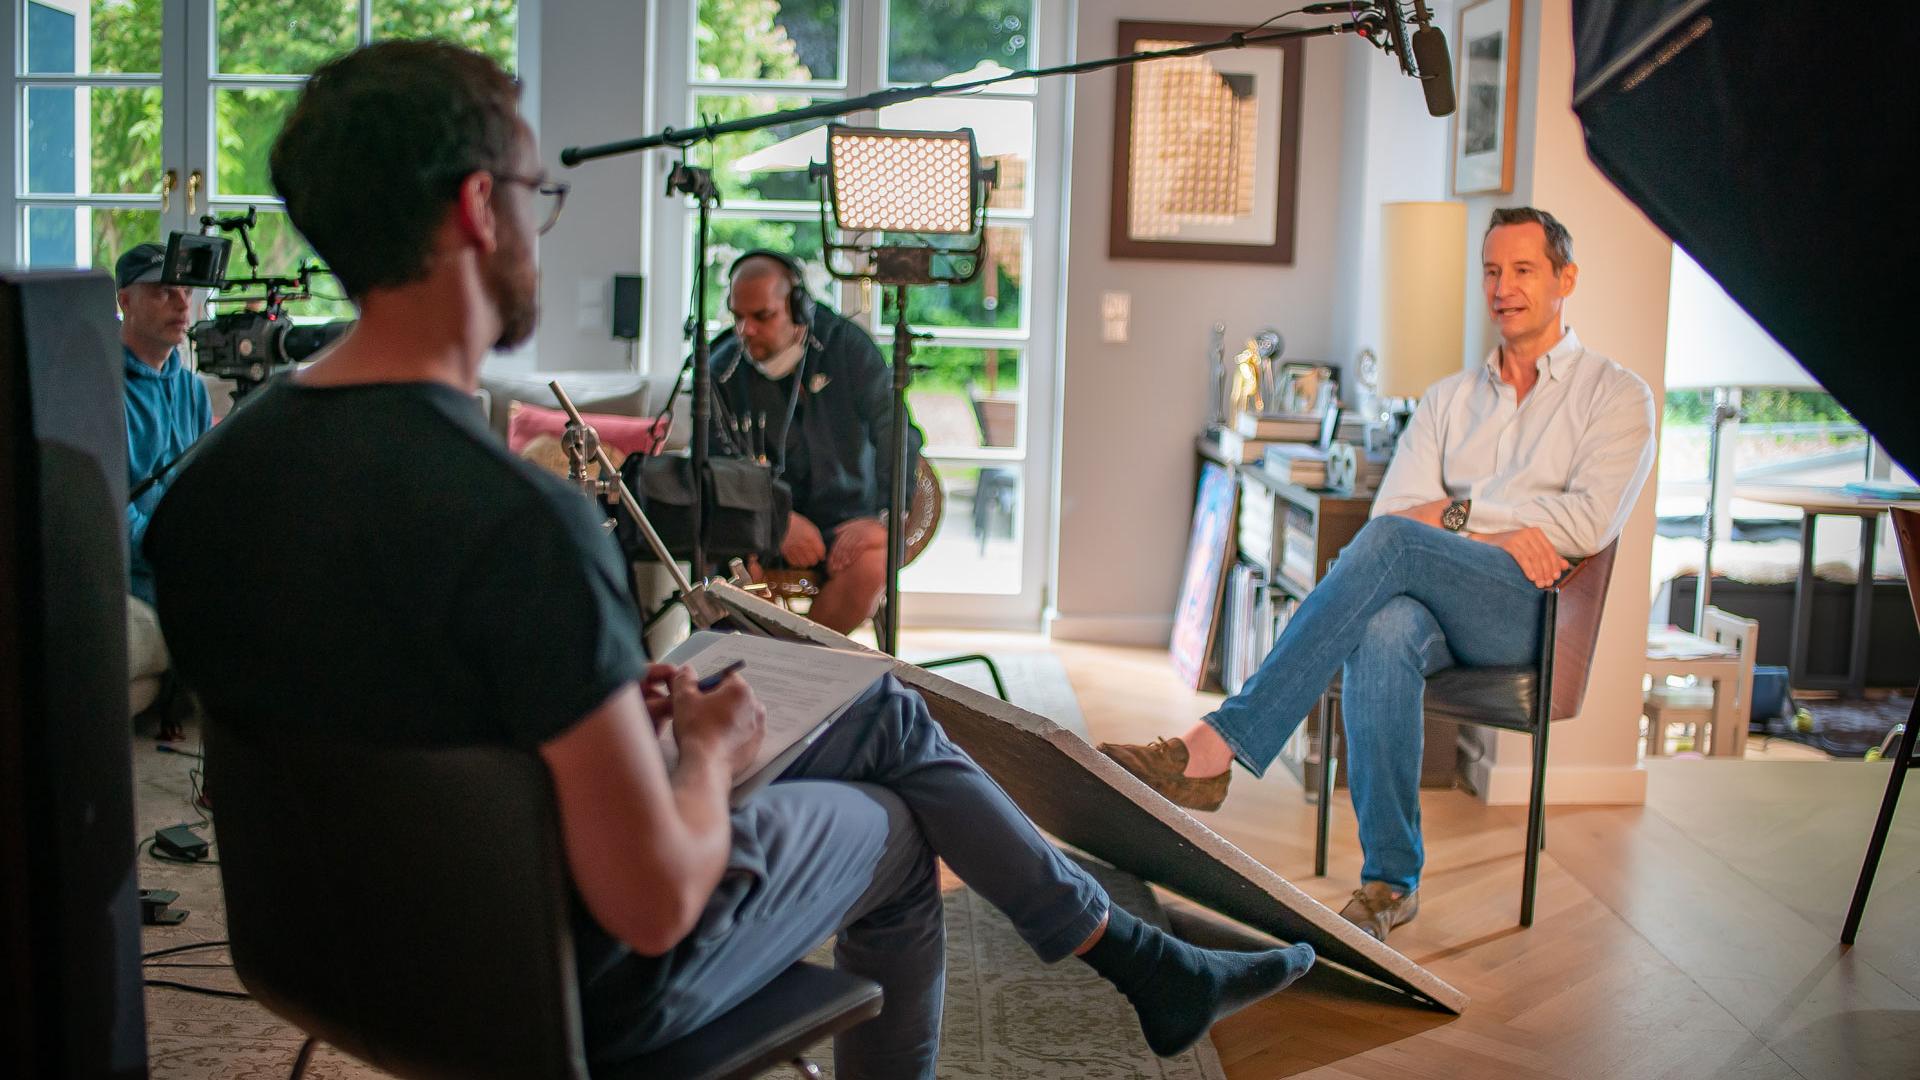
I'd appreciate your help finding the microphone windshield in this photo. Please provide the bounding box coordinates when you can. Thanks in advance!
[1411,25,1455,116]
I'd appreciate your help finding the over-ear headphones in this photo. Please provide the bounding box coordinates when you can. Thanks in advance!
[725,249,816,329]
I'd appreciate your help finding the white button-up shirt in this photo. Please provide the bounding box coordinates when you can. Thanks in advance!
[1371,329,1656,557]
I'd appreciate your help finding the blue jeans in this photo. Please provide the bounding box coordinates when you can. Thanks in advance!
[596,674,1108,1080]
[1208,515,1545,894]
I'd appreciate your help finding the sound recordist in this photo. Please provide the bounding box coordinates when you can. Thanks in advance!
[708,252,925,633]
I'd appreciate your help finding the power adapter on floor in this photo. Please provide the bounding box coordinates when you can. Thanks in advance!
[154,823,210,861]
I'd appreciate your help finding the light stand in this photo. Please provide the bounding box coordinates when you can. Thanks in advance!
[810,127,998,655]
[550,381,728,630]
[664,161,722,580]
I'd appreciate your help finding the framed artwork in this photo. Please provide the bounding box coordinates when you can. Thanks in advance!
[1451,0,1522,196]
[1170,462,1239,690]
[1110,21,1304,264]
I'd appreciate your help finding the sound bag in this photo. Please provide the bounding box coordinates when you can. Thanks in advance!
[615,453,791,563]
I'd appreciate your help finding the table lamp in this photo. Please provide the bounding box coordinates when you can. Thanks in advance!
[1377,200,1467,447]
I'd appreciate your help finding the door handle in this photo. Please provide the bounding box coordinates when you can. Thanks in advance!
[187,170,202,216]
[162,169,177,212]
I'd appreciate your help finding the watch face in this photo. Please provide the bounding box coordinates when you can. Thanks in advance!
[1443,502,1469,531]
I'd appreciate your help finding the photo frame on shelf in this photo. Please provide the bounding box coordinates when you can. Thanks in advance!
[1110,21,1305,264]
[1451,0,1522,196]
[1277,361,1337,417]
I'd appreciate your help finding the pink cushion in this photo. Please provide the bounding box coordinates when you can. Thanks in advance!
[507,401,665,464]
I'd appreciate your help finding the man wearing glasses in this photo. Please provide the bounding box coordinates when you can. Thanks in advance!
[145,41,1313,1079]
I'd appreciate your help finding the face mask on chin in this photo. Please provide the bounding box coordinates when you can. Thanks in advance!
[747,329,807,379]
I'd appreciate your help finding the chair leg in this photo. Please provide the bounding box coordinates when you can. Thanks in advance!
[1315,692,1335,878]
[1842,692,1919,944]
[1520,722,1551,927]
[288,1037,318,1080]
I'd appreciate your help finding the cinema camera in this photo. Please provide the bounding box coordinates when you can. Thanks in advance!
[161,208,351,395]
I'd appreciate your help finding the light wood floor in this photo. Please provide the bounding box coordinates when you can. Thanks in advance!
[901,630,1920,1080]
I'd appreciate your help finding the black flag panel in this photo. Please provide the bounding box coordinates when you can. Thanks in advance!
[1572,0,1919,474]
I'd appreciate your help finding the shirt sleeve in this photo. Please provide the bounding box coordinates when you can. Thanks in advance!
[453,483,648,748]
[1369,385,1449,518]
[1467,372,1657,556]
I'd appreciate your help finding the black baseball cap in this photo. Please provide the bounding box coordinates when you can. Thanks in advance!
[114,243,167,289]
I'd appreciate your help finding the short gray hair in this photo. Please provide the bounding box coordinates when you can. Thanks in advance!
[1485,206,1573,274]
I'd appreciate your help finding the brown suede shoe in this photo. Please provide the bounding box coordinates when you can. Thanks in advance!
[1095,737,1231,811]
[1338,881,1419,942]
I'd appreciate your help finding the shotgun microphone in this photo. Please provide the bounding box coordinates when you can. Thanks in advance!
[1411,22,1455,117]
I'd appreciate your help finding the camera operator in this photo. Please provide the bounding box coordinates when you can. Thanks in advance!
[116,242,211,722]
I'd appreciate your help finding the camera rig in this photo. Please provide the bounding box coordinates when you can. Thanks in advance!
[162,208,351,397]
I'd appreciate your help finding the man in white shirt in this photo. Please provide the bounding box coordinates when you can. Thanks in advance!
[1100,207,1655,942]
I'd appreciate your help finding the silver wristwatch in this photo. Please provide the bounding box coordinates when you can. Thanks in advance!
[1441,499,1471,532]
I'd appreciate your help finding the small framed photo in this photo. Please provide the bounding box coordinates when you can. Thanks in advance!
[1452,0,1522,196]
[1277,361,1337,417]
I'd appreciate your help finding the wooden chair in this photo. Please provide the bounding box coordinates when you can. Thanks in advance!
[207,726,882,1080]
[1644,606,1759,756]
[1316,540,1620,927]
[1842,506,1920,944]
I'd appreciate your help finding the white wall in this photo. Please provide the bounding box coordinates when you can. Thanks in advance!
[524,0,651,375]
[1326,2,1453,388]
[1048,2,1357,644]
[1458,0,1671,806]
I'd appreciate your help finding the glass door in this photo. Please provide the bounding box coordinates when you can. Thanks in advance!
[652,0,1064,629]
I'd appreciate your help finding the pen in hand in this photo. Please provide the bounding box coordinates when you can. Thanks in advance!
[696,659,748,693]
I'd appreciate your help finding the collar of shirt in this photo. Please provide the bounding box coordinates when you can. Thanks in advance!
[1480,327,1584,386]
[124,346,182,381]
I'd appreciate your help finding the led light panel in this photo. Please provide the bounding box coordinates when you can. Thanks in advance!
[828,126,978,235]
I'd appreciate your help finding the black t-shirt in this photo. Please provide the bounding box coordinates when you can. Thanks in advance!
[143,378,664,1049]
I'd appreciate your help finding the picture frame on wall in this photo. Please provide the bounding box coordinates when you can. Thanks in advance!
[1451,0,1522,196]
[1110,21,1304,264]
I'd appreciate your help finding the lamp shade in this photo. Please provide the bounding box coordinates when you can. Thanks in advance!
[1380,200,1467,398]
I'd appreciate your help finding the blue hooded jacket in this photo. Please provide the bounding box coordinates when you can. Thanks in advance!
[125,347,211,603]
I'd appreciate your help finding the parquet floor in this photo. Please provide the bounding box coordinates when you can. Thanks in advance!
[902,631,1920,1080]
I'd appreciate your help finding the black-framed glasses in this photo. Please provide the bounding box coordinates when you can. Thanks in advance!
[497,172,570,235]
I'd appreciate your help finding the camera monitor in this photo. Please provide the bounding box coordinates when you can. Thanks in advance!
[160,231,231,289]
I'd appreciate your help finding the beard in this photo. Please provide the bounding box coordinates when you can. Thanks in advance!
[484,218,539,350]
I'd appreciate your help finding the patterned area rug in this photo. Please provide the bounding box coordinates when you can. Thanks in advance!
[135,652,1220,1079]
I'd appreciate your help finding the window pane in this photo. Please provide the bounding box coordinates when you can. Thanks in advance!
[905,345,1022,452]
[217,0,357,76]
[27,0,162,75]
[92,207,163,270]
[23,205,162,269]
[697,0,841,82]
[695,93,837,204]
[210,210,357,320]
[888,224,1024,331]
[900,460,1021,594]
[887,0,1032,85]
[374,0,519,74]
[877,96,1031,211]
[216,87,301,198]
[702,217,828,334]
[25,85,163,196]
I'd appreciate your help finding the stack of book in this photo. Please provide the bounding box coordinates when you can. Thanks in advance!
[1212,410,1367,465]
[1262,443,1389,490]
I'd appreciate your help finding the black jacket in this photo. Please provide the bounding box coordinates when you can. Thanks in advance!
[707,306,926,531]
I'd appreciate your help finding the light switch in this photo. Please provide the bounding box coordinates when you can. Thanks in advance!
[1100,290,1131,343]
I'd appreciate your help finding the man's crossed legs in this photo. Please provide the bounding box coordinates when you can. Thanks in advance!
[1102,515,1547,939]
[591,673,1316,1078]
